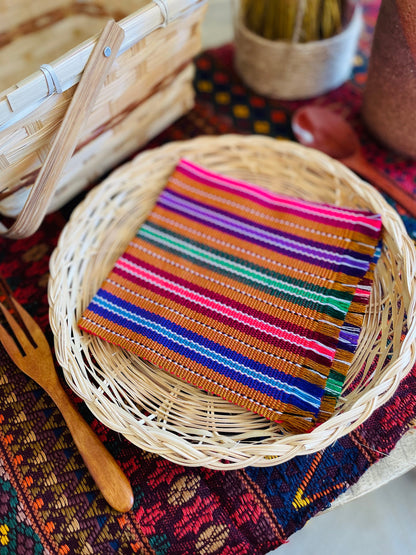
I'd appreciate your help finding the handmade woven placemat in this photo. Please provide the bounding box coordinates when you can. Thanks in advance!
[1,2,416,553]
[79,158,382,433]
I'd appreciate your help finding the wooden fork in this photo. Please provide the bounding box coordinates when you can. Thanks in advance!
[0,284,134,513]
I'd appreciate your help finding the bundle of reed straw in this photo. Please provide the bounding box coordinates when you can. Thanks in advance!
[241,0,345,42]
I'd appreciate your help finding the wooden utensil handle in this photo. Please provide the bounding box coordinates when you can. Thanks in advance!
[51,384,134,513]
[348,154,416,218]
[1,20,125,239]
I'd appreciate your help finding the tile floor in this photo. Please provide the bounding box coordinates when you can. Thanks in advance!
[201,2,416,554]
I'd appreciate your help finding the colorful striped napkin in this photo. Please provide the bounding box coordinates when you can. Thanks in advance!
[79,159,382,432]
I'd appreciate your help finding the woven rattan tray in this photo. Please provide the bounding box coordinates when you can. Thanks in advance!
[49,135,416,469]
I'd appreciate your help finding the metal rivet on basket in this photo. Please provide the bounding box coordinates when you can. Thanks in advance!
[103,46,112,57]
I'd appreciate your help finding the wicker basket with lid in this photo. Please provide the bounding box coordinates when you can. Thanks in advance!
[0,0,207,238]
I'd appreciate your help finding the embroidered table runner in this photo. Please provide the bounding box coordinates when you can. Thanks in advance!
[79,158,382,432]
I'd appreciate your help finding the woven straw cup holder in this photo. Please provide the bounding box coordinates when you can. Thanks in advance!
[49,135,416,470]
[234,5,363,100]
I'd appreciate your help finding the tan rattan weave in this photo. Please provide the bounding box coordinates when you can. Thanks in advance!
[0,0,207,226]
[49,135,416,469]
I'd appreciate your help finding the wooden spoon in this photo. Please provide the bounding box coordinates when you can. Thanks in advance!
[292,105,416,218]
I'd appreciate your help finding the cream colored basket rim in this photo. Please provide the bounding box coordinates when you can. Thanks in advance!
[0,0,207,129]
[235,3,362,50]
[48,135,416,470]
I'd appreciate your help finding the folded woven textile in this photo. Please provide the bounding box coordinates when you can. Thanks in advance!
[79,159,383,432]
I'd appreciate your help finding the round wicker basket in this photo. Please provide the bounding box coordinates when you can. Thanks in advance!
[234,5,363,100]
[49,135,416,470]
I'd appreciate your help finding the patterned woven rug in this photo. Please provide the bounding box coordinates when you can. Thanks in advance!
[1,2,416,553]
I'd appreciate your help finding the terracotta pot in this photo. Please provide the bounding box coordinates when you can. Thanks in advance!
[362,0,416,159]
